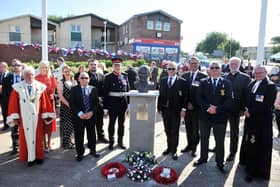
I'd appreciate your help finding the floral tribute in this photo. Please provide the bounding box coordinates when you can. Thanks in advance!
[152,166,179,185]
[125,151,157,183]
[100,162,127,181]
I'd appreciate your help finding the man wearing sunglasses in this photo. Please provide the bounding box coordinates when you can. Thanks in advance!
[2,58,23,155]
[194,62,233,172]
[70,72,100,161]
[157,61,188,160]
[181,56,207,157]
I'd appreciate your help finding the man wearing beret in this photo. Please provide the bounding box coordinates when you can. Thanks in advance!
[103,57,129,150]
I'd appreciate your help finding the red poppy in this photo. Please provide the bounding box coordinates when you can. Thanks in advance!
[152,166,178,185]
[100,162,127,180]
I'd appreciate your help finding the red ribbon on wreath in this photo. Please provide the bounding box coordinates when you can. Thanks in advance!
[152,166,178,185]
[101,162,127,180]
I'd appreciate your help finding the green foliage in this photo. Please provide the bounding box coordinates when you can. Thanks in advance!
[271,36,280,44]
[195,32,240,57]
[48,15,63,23]
[271,36,280,54]
[272,45,280,54]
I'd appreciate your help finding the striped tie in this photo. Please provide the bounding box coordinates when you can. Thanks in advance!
[82,88,90,112]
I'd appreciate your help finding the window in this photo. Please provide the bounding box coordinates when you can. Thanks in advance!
[155,21,162,31]
[147,20,154,30]
[9,25,21,41]
[71,24,80,32]
[70,24,81,42]
[125,24,128,33]
[163,22,170,31]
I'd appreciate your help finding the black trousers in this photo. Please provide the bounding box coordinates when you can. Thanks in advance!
[162,108,180,153]
[74,119,96,156]
[108,110,126,145]
[0,100,8,128]
[95,106,105,139]
[228,115,240,155]
[275,110,280,134]
[199,120,226,164]
[184,109,200,152]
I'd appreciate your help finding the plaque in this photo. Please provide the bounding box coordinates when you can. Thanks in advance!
[136,104,148,120]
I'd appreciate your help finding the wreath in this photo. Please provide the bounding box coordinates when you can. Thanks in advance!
[100,162,126,181]
[125,151,157,166]
[152,166,179,185]
[125,151,157,183]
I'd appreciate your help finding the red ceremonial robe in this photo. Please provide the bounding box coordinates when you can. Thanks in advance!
[7,80,55,162]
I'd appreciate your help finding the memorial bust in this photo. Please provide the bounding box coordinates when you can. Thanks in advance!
[134,65,155,92]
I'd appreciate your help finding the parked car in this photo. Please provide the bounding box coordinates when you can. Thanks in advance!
[270,52,280,63]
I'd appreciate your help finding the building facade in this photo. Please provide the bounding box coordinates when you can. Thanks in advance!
[0,15,56,45]
[58,13,119,51]
[118,10,182,62]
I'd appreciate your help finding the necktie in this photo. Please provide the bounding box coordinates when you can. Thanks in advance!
[16,75,20,83]
[27,85,32,95]
[168,77,173,88]
[251,81,260,93]
[82,87,90,112]
[213,78,217,88]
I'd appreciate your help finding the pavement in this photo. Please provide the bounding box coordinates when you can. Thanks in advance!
[0,113,280,187]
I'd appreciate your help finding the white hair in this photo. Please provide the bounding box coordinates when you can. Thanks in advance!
[23,66,35,76]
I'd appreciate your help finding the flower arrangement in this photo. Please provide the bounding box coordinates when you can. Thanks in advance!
[125,151,157,183]
[100,162,126,181]
[152,166,179,185]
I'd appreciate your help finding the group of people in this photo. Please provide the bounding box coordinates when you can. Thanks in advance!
[157,56,277,183]
[0,55,278,183]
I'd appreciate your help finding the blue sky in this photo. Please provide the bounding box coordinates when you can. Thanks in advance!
[1,0,279,52]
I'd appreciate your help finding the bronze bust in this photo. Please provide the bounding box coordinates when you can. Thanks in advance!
[134,65,155,92]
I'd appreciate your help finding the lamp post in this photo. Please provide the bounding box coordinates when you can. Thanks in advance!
[103,20,107,52]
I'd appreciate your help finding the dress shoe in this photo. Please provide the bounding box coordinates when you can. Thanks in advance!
[76,155,83,162]
[191,151,197,157]
[244,175,253,182]
[118,144,127,149]
[181,146,191,153]
[90,152,100,158]
[36,159,44,165]
[162,149,170,155]
[193,159,207,166]
[217,163,226,173]
[98,138,109,144]
[172,153,178,160]
[108,144,114,150]
[10,149,18,155]
[226,153,235,162]
[208,147,216,152]
[28,160,36,167]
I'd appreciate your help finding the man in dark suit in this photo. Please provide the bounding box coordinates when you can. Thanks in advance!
[0,62,11,131]
[181,56,207,157]
[194,62,233,172]
[125,65,137,90]
[221,58,230,75]
[240,65,277,182]
[103,57,129,150]
[70,72,100,161]
[87,59,109,143]
[157,61,188,160]
[224,57,251,162]
[2,59,23,154]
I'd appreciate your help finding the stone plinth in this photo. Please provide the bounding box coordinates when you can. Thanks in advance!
[126,90,159,153]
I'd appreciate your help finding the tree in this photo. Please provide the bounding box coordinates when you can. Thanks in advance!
[195,32,240,57]
[271,36,280,54]
[48,15,63,23]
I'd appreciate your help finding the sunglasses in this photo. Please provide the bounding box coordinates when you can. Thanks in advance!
[167,68,176,70]
[13,64,21,67]
[80,77,89,80]
[210,66,220,70]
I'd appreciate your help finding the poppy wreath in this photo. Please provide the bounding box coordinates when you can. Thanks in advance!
[152,166,179,185]
[126,164,152,183]
[125,151,157,166]
[100,162,127,180]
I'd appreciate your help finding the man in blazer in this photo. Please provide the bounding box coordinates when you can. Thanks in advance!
[70,72,100,161]
[181,56,207,157]
[87,59,109,143]
[149,61,159,87]
[224,57,251,162]
[2,59,23,154]
[157,61,188,160]
[195,62,233,172]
